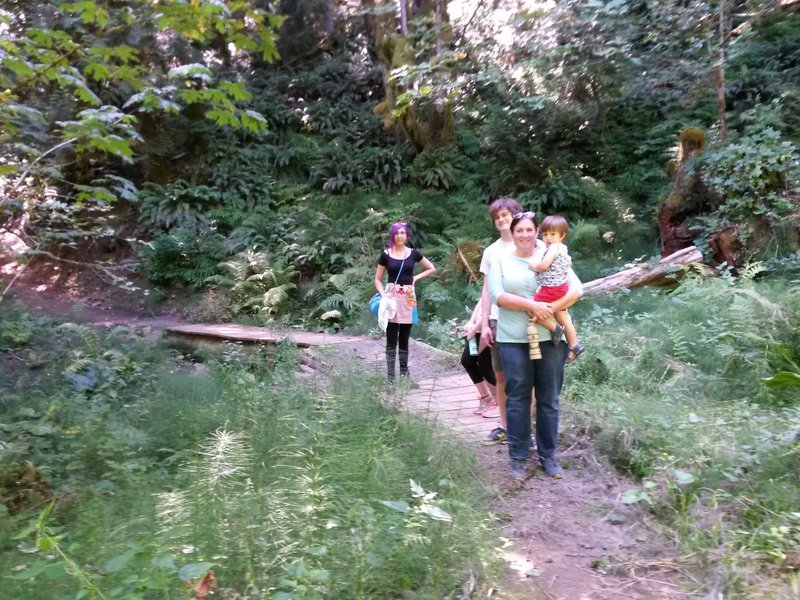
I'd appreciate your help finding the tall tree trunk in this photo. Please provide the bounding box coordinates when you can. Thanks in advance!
[434,0,443,55]
[368,0,454,151]
[323,0,335,37]
[715,0,728,142]
[399,0,408,34]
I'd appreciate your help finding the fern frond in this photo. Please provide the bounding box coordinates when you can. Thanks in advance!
[739,261,766,281]
[64,357,93,374]
[664,324,692,363]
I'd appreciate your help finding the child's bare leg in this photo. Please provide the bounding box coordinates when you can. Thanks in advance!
[539,316,559,333]
[555,310,578,349]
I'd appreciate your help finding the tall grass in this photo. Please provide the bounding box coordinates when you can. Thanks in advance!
[0,318,497,598]
[566,270,800,596]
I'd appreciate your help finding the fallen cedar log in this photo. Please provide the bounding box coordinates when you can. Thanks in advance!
[581,246,708,296]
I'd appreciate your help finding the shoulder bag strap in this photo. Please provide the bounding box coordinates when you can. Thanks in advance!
[394,259,405,285]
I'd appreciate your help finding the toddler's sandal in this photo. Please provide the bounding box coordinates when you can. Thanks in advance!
[566,343,585,364]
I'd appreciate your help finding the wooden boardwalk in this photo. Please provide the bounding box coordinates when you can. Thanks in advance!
[167,323,497,441]
[167,323,363,347]
[402,373,497,440]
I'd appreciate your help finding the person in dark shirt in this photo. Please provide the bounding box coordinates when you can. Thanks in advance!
[374,221,436,382]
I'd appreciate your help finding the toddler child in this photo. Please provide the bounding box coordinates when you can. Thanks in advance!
[527,215,584,364]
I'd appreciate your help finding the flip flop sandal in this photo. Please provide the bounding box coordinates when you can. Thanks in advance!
[473,395,493,415]
[566,343,585,364]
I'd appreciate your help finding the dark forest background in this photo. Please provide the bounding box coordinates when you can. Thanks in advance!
[2,0,798,327]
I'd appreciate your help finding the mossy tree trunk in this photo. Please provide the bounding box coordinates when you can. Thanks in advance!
[657,127,739,268]
[367,0,454,152]
[657,127,708,258]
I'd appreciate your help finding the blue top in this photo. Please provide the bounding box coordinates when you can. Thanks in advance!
[489,252,561,344]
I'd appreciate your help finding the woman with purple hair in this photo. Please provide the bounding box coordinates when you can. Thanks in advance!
[374,221,436,383]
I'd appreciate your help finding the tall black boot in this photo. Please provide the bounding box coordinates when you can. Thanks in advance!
[386,346,397,382]
[399,349,409,377]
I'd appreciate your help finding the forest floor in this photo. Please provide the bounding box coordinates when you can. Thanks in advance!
[2,258,698,599]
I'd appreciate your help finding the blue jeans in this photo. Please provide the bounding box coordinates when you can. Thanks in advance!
[499,342,567,461]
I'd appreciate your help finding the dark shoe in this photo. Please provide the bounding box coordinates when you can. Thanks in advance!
[566,343,585,364]
[539,456,563,478]
[510,459,527,480]
[481,427,507,446]
[550,324,565,344]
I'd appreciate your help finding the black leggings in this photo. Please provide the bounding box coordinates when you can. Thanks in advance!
[386,322,413,380]
[460,334,496,386]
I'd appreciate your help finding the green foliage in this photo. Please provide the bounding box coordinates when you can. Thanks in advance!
[409,147,462,190]
[206,248,298,320]
[139,227,226,287]
[0,0,283,207]
[208,142,276,211]
[565,272,799,593]
[415,317,462,354]
[137,180,218,229]
[311,145,408,193]
[522,174,611,220]
[0,306,34,348]
[0,318,497,599]
[699,127,800,246]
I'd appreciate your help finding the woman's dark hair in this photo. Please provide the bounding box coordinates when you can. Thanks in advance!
[489,197,523,220]
[510,211,537,232]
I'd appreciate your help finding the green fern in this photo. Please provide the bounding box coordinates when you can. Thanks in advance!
[664,323,692,363]
[410,147,461,190]
[206,248,298,319]
[317,270,371,314]
[739,261,767,281]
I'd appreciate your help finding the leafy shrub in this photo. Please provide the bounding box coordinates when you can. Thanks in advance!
[360,146,407,190]
[139,227,226,288]
[566,219,607,261]
[409,147,462,190]
[310,145,363,193]
[205,248,298,320]
[208,142,276,212]
[0,307,34,348]
[416,317,462,353]
[610,164,670,211]
[310,145,409,193]
[700,127,799,243]
[521,173,611,220]
[137,180,218,230]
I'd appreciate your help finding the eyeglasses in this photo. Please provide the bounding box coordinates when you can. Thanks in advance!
[512,211,536,221]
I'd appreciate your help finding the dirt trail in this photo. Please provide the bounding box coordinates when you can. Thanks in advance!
[2,268,693,599]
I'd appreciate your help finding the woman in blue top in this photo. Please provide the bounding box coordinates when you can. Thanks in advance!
[374,221,436,382]
[489,211,577,480]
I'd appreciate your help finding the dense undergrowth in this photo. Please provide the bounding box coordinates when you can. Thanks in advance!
[3,258,800,597]
[565,262,800,596]
[0,306,498,598]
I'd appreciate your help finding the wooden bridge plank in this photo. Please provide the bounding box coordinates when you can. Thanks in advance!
[168,323,503,443]
[398,372,502,443]
[167,323,363,347]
